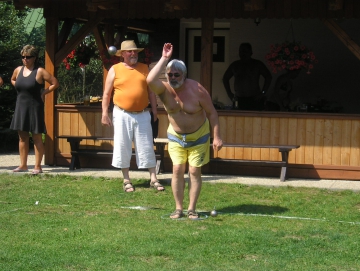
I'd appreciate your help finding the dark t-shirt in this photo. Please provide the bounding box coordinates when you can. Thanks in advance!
[223,59,271,98]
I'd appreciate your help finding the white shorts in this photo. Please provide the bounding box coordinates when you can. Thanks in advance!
[111,106,156,169]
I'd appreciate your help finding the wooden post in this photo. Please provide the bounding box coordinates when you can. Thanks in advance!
[103,24,115,88]
[200,16,214,96]
[44,17,58,165]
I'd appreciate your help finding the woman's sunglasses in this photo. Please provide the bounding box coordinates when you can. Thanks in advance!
[22,56,35,59]
[167,73,181,78]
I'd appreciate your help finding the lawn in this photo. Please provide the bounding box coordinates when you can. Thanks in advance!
[0,173,359,271]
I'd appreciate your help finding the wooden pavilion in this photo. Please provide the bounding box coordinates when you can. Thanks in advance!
[6,0,360,180]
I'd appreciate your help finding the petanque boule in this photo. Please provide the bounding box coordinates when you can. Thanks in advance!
[210,209,218,217]
[108,46,117,56]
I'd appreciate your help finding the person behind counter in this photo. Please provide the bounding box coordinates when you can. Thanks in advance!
[10,45,59,175]
[222,42,272,110]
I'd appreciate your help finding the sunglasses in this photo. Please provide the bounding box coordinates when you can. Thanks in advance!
[167,73,181,78]
[22,56,35,59]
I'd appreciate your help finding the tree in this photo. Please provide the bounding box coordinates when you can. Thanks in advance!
[0,1,29,130]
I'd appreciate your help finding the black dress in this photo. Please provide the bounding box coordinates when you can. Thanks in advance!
[10,66,46,134]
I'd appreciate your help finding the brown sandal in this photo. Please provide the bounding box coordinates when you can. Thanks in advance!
[150,180,165,191]
[123,181,135,192]
[170,209,184,219]
[187,210,199,219]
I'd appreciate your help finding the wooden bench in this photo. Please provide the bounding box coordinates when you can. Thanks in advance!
[153,139,299,182]
[211,143,300,182]
[57,136,164,174]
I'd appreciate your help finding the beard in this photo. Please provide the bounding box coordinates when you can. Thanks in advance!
[129,56,138,65]
[169,77,185,89]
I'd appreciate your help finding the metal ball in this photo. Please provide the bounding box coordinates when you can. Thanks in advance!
[210,210,218,217]
[108,46,117,56]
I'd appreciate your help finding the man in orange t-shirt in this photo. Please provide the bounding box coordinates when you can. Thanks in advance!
[101,40,164,192]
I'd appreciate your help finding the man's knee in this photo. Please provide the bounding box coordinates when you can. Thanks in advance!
[188,166,202,177]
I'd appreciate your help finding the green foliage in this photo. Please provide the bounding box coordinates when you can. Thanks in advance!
[26,24,46,67]
[57,30,104,103]
[0,2,30,129]
[56,58,103,103]
[1,173,360,270]
[0,2,28,76]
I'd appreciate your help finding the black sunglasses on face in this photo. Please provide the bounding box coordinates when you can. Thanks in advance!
[22,56,35,59]
[167,73,181,78]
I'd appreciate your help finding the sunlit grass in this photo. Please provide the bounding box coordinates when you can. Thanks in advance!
[1,173,360,270]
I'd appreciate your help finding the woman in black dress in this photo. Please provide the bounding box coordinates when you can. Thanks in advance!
[10,45,59,174]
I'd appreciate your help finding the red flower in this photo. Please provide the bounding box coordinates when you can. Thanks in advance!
[62,38,99,70]
[100,49,120,70]
[266,41,317,74]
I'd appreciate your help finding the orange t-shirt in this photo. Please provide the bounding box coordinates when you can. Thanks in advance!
[112,62,149,111]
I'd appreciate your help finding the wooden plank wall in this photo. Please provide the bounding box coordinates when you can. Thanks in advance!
[55,106,360,177]
[213,112,360,168]
[56,107,114,154]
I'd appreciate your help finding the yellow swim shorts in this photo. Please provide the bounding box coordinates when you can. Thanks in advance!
[167,119,210,167]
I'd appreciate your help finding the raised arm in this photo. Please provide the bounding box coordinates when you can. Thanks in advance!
[147,43,173,95]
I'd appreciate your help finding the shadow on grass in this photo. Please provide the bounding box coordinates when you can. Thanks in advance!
[132,178,170,189]
[217,204,289,215]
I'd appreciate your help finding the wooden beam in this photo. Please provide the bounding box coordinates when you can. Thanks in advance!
[93,24,110,87]
[55,15,104,67]
[58,19,75,50]
[322,18,360,60]
[44,17,58,165]
[93,25,107,53]
[200,15,214,96]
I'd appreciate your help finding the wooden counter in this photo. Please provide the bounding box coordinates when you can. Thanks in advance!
[54,104,360,180]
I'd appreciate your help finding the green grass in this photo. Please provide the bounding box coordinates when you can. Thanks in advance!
[1,173,360,271]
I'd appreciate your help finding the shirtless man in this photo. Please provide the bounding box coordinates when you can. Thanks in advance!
[147,43,223,219]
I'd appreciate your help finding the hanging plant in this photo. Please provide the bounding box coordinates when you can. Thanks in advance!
[62,36,99,70]
[99,45,153,69]
[266,41,318,74]
[138,47,154,66]
[99,49,121,70]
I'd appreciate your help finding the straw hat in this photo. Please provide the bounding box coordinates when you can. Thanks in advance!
[115,40,144,56]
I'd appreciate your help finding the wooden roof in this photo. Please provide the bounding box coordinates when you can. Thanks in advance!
[10,0,360,20]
